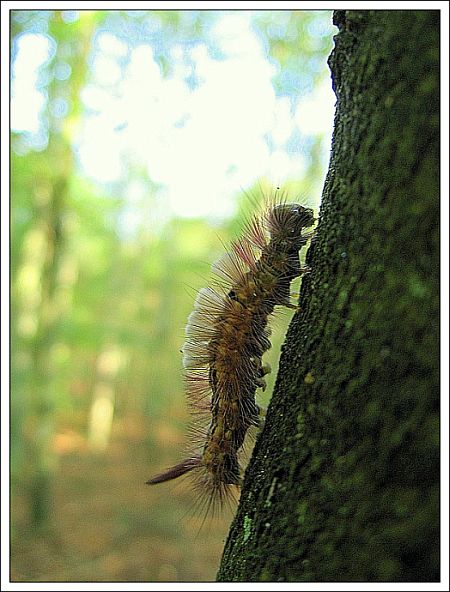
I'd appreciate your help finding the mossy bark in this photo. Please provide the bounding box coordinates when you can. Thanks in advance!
[217,10,439,582]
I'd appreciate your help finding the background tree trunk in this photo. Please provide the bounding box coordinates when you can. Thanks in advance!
[12,12,98,528]
[217,10,439,582]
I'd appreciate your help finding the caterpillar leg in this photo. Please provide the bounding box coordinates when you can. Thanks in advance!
[261,362,271,376]
[257,405,267,429]
[302,229,316,241]
[250,403,267,428]
[255,361,272,390]
[256,377,267,391]
[300,264,312,275]
[285,301,300,310]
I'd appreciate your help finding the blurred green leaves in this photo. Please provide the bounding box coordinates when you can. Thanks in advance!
[10,8,334,578]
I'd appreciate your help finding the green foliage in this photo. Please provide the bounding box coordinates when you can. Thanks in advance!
[10,9,334,581]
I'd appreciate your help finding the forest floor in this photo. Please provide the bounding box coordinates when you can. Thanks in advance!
[10,414,233,582]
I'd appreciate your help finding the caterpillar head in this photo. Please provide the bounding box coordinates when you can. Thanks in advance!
[268,203,315,248]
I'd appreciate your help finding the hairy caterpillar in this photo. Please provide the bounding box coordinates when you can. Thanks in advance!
[147,193,315,514]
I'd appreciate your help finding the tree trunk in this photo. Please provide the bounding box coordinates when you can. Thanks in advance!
[217,10,439,582]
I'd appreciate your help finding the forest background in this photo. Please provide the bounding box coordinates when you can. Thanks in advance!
[8,9,336,582]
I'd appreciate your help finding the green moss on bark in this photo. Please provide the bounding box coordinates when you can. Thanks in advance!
[217,10,439,582]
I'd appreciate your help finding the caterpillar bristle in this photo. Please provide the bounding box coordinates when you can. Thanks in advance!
[243,216,267,250]
[146,456,202,485]
[232,237,258,269]
[211,250,248,284]
[147,189,315,520]
[193,287,225,314]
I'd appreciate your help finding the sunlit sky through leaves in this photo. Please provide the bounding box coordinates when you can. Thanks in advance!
[11,10,336,223]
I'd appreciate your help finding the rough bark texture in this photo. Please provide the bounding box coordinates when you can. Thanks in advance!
[217,10,439,582]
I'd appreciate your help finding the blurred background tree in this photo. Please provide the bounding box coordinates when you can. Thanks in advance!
[10,9,335,581]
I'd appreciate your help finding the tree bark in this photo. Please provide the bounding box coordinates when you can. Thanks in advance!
[217,10,439,582]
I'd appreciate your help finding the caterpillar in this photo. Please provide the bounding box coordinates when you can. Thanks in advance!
[147,192,315,515]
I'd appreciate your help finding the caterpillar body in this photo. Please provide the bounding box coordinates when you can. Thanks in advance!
[147,196,315,513]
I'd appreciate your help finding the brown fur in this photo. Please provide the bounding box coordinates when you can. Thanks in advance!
[147,196,315,514]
